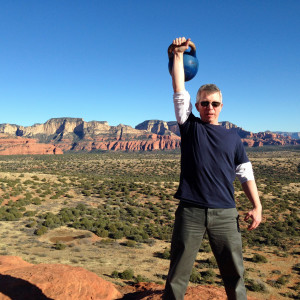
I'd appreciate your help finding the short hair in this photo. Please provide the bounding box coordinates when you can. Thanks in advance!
[196,84,222,103]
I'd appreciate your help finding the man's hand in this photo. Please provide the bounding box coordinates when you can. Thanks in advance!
[244,206,262,230]
[171,37,191,55]
[241,180,262,231]
[170,37,191,93]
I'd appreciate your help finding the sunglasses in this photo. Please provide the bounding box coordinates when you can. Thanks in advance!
[200,101,221,107]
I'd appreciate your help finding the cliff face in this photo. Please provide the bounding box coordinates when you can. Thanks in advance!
[0,134,63,155]
[0,118,298,155]
[274,131,300,139]
[135,120,174,136]
[0,118,181,154]
[140,120,299,148]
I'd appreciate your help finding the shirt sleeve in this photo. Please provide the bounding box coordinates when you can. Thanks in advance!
[235,161,255,183]
[173,90,192,125]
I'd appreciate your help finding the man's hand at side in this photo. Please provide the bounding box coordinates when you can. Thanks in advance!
[244,206,262,230]
[241,180,262,231]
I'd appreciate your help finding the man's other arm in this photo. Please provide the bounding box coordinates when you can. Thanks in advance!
[242,180,262,230]
[236,162,262,230]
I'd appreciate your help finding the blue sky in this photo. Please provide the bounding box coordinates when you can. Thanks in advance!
[1,0,299,133]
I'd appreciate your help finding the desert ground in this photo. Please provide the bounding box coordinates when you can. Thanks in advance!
[0,147,299,299]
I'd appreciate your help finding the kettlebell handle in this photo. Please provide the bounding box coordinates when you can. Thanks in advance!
[167,40,197,58]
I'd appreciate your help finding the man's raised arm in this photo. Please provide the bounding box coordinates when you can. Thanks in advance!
[170,37,190,93]
[170,37,193,125]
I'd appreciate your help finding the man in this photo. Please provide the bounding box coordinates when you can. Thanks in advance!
[163,37,262,300]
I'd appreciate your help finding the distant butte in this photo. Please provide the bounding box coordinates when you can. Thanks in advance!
[0,118,298,155]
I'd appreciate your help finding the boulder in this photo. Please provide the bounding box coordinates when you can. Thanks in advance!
[0,256,121,300]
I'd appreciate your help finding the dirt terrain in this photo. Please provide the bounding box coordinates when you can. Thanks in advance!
[0,148,299,299]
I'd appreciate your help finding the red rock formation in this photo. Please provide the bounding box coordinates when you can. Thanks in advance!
[242,139,256,147]
[0,256,121,300]
[0,118,299,154]
[68,135,181,152]
[118,282,259,300]
[0,136,63,155]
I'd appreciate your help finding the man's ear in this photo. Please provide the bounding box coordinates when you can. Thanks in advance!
[195,102,200,113]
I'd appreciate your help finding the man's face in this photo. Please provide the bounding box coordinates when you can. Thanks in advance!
[195,91,223,125]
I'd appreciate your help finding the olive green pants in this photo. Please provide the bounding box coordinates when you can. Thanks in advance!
[164,201,247,300]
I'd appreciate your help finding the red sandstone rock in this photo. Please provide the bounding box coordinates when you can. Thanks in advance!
[0,256,121,300]
[67,135,181,152]
[0,119,299,155]
[118,282,259,300]
[0,136,63,155]
[0,256,32,272]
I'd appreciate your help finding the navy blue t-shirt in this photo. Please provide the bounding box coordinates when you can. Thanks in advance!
[174,113,249,208]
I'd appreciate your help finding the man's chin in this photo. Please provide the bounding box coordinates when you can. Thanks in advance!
[203,117,215,123]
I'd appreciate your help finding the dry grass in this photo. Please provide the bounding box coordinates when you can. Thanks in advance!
[0,148,299,299]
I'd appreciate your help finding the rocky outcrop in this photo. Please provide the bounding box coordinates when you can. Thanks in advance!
[219,121,252,138]
[0,118,298,155]
[138,120,299,148]
[167,121,180,136]
[135,120,174,136]
[0,135,63,155]
[0,119,181,154]
[119,282,259,300]
[274,131,300,139]
[241,132,299,147]
[0,256,121,300]
[0,256,259,300]
[70,134,181,152]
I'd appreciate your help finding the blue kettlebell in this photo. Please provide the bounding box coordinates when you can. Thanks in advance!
[168,40,199,82]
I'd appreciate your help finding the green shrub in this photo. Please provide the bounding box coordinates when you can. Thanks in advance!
[26,221,37,228]
[82,190,91,196]
[34,226,48,236]
[201,269,216,284]
[23,210,36,217]
[246,279,267,292]
[111,230,124,239]
[162,248,170,260]
[131,234,143,243]
[189,268,202,283]
[120,269,134,280]
[111,270,119,278]
[134,274,149,283]
[252,253,267,263]
[31,197,42,205]
[202,269,216,278]
[125,240,136,247]
[293,263,300,274]
[276,275,290,286]
[96,229,109,238]
[54,241,66,250]
[199,242,212,253]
